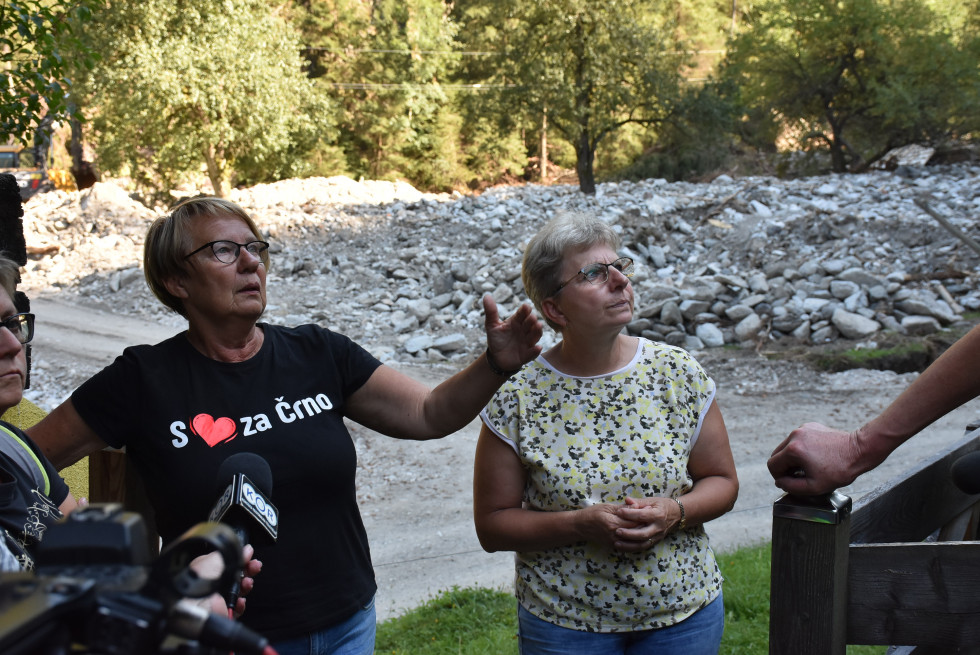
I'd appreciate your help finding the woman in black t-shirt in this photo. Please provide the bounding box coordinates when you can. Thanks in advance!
[27,196,544,655]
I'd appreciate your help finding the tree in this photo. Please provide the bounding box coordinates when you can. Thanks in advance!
[948,0,980,137]
[293,0,465,190]
[0,0,97,145]
[456,0,688,195]
[721,0,976,172]
[451,0,539,184]
[71,0,331,198]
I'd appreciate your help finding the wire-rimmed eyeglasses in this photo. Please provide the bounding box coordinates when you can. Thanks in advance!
[0,313,34,344]
[553,257,634,295]
[183,240,270,264]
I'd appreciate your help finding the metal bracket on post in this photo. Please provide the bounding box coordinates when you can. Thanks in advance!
[773,490,852,524]
[770,491,853,655]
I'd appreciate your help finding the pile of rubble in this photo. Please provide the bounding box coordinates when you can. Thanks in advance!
[20,162,980,364]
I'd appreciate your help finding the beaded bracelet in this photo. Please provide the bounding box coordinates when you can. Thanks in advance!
[485,348,521,377]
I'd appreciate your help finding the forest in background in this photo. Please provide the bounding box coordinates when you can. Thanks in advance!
[2,0,978,203]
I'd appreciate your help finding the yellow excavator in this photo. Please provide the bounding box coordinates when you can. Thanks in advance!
[0,141,49,200]
[0,138,76,200]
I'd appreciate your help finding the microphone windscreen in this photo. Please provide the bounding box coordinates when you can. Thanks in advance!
[215,452,273,497]
[950,451,980,495]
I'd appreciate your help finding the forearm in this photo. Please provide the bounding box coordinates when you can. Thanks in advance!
[677,476,738,528]
[853,324,980,471]
[348,355,511,441]
[27,401,106,470]
[355,297,541,439]
[475,506,587,553]
[419,352,511,437]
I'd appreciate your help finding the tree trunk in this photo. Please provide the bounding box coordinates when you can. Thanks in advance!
[829,127,848,173]
[540,108,548,183]
[33,115,53,171]
[68,114,97,190]
[69,116,84,171]
[203,143,225,198]
[570,16,595,195]
[825,108,849,173]
[575,130,596,195]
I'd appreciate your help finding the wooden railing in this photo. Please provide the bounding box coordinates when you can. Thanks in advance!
[769,426,980,654]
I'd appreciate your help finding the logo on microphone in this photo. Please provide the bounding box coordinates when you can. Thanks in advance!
[240,480,278,530]
[209,485,233,523]
[208,473,279,543]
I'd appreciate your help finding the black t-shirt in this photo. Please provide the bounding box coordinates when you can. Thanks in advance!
[0,422,70,572]
[71,323,382,641]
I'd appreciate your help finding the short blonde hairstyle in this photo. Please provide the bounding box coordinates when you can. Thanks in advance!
[521,212,621,331]
[144,196,269,317]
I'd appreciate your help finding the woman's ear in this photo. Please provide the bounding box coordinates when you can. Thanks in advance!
[541,297,567,329]
[163,275,189,300]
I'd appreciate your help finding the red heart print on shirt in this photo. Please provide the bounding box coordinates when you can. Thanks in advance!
[191,414,238,447]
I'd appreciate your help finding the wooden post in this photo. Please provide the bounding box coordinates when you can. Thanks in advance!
[89,449,159,555]
[770,492,852,655]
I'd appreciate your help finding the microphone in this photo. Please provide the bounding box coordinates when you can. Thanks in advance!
[951,451,980,495]
[207,453,279,610]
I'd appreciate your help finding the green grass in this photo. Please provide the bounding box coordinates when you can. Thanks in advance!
[807,340,931,373]
[716,544,771,653]
[841,343,926,365]
[374,544,887,654]
[375,586,518,654]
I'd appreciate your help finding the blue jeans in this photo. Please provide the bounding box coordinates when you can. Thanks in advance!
[271,595,376,655]
[517,593,724,655]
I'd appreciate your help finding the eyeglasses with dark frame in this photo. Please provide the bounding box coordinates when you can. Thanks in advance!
[553,256,635,295]
[0,313,34,344]
[183,240,270,264]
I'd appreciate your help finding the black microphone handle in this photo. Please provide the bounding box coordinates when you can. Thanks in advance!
[224,525,250,611]
[210,453,278,613]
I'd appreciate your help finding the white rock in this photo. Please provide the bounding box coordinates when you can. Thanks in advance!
[831,309,880,339]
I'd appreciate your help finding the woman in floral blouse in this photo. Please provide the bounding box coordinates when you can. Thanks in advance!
[474,211,739,655]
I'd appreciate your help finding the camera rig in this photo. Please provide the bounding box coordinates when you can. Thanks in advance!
[0,503,271,655]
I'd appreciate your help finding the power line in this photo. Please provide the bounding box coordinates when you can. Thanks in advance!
[323,82,515,89]
[305,47,495,55]
[305,47,726,56]
[320,78,710,90]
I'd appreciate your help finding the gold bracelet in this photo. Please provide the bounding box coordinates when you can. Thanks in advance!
[675,498,687,531]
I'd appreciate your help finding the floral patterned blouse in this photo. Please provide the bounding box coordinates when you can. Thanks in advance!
[480,337,723,632]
